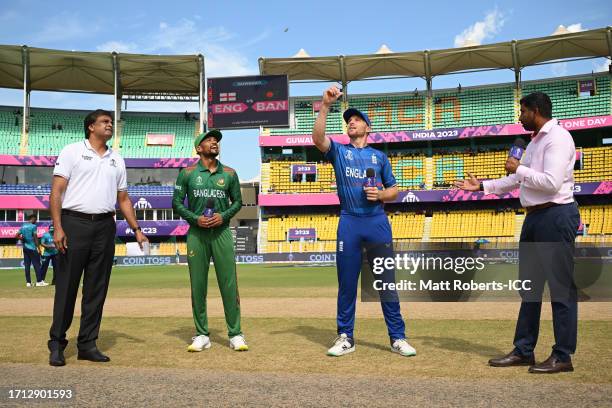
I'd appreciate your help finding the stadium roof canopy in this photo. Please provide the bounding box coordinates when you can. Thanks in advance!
[0,45,203,95]
[259,27,612,82]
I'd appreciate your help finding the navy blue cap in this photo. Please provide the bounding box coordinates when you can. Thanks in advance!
[343,108,371,127]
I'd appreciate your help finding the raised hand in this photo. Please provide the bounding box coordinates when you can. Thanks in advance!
[454,172,481,191]
[322,86,343,107]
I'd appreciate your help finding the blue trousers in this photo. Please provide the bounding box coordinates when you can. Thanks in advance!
[41,254,57,283]
[336,212,406,340]
[513,202,580,362]
[23,248,43,283]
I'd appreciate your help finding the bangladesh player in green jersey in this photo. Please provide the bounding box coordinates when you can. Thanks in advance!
[172,129,247,352]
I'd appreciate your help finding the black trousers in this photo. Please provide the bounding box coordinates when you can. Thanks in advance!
[513,202,580,362]
[48,213,116,351]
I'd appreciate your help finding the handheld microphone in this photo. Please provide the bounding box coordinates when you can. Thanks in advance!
[509,137,526,161]
[365,168,377,188]
[204,198,215,218]
[507,138,526,175]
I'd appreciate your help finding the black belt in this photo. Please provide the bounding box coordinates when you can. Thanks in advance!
[525,202,563,215]
[62,209,115,221]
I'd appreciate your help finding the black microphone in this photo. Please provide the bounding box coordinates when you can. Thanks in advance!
[365,168,376,188]
[204,198,215,217]
[507,138,526,175]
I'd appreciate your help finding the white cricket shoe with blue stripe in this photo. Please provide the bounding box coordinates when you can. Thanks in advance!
[391,338,416,357]
[327,333,355,357]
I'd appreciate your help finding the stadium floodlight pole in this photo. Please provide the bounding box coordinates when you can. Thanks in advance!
[198,54,205,134]
[339,55,347,102]
[21,45,30,141]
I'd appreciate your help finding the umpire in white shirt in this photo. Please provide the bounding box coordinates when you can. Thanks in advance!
[48,109,148,367]
[456,92,580,374]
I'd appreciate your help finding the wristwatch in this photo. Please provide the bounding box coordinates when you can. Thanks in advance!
[479,182,484,192]
[132,226,142,233]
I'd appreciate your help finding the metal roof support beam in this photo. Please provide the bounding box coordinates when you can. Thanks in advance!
[21,45,30,139]
[199,54,205,134]
[112,52,122,143]
[511,40,521,89]
[424,50,432,96]
[258,57,264,75]
[339,56,347,102]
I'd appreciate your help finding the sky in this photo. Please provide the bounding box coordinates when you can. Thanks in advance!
[0,0,610,180]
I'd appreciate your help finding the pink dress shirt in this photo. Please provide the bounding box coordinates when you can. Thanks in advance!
[483,119,576,208]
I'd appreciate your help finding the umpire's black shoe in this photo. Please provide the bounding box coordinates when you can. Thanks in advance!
[49,349,66,366]
[77,348,110,362]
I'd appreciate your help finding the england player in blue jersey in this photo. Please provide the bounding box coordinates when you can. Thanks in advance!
[313,86,416,357]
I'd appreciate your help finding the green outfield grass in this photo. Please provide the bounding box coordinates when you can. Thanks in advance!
[0,264,340,298]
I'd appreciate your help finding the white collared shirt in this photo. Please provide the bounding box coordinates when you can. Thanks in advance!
[483,119,575,207]
[53,139,127,213]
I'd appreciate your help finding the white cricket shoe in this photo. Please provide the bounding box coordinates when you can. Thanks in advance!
[26,283,32,287]
[391,338,416,357]
[229,334,249,351]
[35,281,49,287]
[327,333,355,357]
[187,335,211,352]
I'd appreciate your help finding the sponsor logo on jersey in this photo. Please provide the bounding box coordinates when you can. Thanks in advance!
[371,154,377,164]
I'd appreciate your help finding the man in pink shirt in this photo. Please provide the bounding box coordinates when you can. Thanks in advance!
[456,92,580,374]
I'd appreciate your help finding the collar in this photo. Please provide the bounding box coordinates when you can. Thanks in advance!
[347,142,369,150]
[531,119,557,140]
[84,139,111,157]
[197,159,224,174]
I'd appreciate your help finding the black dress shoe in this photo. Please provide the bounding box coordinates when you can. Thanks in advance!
[489,351,535,367]
[77,348,110,362]
[529,355,573,374]
[49,349,65,367]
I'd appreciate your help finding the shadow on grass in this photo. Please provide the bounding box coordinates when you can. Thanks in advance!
[269,325,389,352]
[62,330,145,358]
[412,335,505,357]
[164,326,228,346]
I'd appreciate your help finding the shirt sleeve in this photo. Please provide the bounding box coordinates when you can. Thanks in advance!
[171,169,200,225]
[515,135,574,194]
[220,172,243,223]
[323,139,338,164]
[483,174,520,195]
[381,154,397,188]
[117,157,128,191]
[53,145,75,179]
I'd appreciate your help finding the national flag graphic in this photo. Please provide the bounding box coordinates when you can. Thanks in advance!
[220,92,237,102]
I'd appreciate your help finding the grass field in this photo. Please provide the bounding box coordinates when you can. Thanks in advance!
[1,263,611,406]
